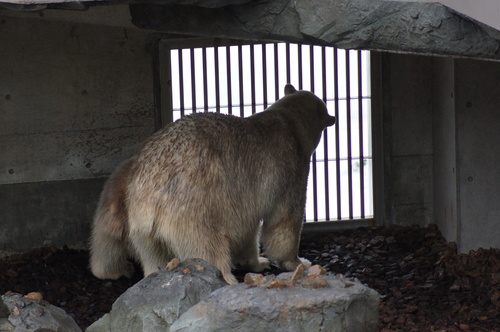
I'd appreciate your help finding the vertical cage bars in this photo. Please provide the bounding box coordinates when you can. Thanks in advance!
[309,45,319,221]
[357,50,366,219]
[166,41,373,222]
[333,48,342,220]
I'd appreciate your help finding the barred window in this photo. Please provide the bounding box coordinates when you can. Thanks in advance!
[160,39,373,224]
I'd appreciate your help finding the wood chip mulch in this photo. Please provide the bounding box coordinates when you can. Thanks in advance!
[1,224,499,331]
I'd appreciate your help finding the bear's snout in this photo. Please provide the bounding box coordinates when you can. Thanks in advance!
[325,115,336,127]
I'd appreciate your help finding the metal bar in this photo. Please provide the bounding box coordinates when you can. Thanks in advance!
[162,37,260,50]
[190,48,197,113]
[202,47,208,112]
[178,49,185,117]
[298,44,303,90]
[358,50,366,218]
[157,42,173,128]
[321,46,330,221]
[274,43,279,99]
[346,51,354,219]
[321,47,327,101]
[298,44,305,220]
[302,218,376,234]
[214,47,221,113]
[250,44,256,114]
[286,43,291,83]
[334,48,342,220]
[238,45,244,117]
[309,45,315,93]
[310,45,318,221]
[370,52,385,225]
[226,45,233,115]
[262,44,268,109]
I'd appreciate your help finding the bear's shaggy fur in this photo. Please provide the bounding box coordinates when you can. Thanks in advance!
[89,84,335,284]
[89,157,137,280]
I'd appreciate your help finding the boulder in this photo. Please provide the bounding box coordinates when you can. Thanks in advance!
[86,258,228,332]
[1,291,82,332]
[130,0,500,61]
[171,265,380,332]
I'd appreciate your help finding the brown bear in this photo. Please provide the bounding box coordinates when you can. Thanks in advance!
[89,84,336,284]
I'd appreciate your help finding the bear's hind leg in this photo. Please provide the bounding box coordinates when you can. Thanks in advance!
[130,232,173,277]
[197,244,238,285]
[215,260,238,285]
[90,157,136,280]
[173,233,238,285]
[90,229,135,280]
[232,226,270,273]
[262,218,311,272]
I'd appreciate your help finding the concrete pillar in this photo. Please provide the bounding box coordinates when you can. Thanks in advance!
[432,57,458,244]
[433,57,500,252]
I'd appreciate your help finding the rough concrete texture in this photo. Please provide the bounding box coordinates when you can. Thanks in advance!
[171,271,379,332]
[432,57,458,246]
[0,178,104,252]
[86,259,228,332]
[130,0,500,60]
[1,291,82,332]
[379,53,435,227]
[0,16,155,186]
[0,14,155,252]
[0,0,252,10]
[454,59,500,252]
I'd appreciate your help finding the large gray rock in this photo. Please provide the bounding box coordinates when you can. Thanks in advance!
[1,291,82,332]
[170,269,380,332]
[86,258,228,332]
[130,0,500,61]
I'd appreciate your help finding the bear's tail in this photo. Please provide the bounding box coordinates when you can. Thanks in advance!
[89,158,137,280]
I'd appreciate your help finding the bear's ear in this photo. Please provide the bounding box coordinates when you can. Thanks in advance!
[284,84,297,95]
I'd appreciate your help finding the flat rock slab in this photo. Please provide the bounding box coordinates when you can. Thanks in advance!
[86,258,228,332]
[1,291,82,332]
[130,0,500,61]
[171,271,380,332]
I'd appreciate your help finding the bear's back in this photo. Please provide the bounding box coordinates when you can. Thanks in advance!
[137,112,305,176]
[129,111,310,217]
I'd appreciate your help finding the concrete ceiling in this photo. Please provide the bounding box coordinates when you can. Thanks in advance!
[1,0,499,60]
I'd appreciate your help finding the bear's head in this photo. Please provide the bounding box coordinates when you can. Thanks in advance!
[284,84,336,130]
[278,84,336,153]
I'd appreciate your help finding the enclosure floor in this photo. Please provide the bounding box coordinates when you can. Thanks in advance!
[1,224,499,331]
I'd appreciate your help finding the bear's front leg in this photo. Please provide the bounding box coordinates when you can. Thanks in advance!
[262,211,311,272]
[232,224,270,273]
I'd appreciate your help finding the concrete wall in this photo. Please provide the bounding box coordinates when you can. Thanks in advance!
[432,57,500,252]
[0,7,156,251]
[379,53,434,227]
[454,59,500,251]
[382,53,500,252]
[432,57,458,244]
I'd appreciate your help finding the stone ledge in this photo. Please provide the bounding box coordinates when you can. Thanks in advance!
[129,0,500,61]
[171,270,379,332]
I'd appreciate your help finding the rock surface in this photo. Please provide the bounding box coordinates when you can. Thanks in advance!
[170,266,379,332]
[86,258,228,332]
[130,0,500,60]
[1,291,82,332]
[87,258,379,332]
